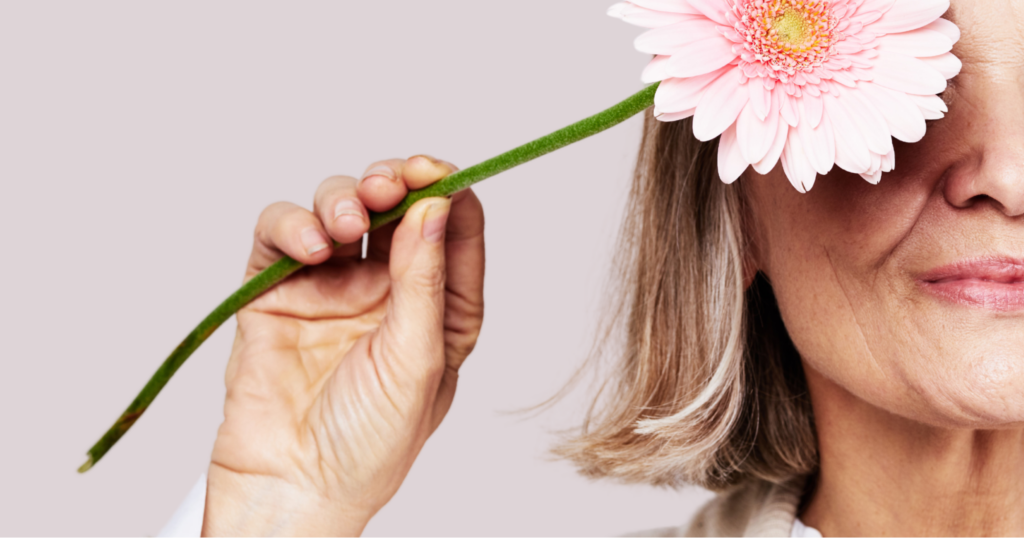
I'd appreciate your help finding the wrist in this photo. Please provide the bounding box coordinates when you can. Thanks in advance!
[202,462,372,537]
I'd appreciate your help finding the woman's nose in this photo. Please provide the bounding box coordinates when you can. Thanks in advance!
[942,81,1024,217]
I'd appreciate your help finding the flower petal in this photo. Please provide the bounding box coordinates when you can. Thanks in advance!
[872,50,948,95]
[920,52,962,80]
[797,102,836,175]
[844,88,894,155]
[804,92,824,129]
[608,2,696,28]
[656,108,696,121]
[869,0,950,35]
[856,0,897,17]
[663,33,739,78]
[924,18,960,45]
[748,79,771,121]
[908,93,947,120]
[641,55,673,83]
[635,17,719,55]
[879,28,952,57]
[752,115,789,175]
[861,170,883,184]
[780,92,800,127]
[631,0,700,14]
[737,101,779,164]
[686,0,732,25]
[654,67,731,112]
[859,82,927,143]
[692,68,749,141]
[781,129,819,193]
[717,123,747,184]
[824,93,872,173]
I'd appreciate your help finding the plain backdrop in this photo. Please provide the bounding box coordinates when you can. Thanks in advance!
[0,1,714,535]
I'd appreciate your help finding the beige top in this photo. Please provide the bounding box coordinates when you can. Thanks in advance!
[629,476,810,537]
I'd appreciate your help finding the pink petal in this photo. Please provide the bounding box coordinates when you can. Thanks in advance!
[859,83,926,143]
[843,89,894,155]
[654,67,730,112]
[608,2,696,28]
[752,116,789,175]
[824,93,872,173]
[635,17,719,55]
[856,0,897,16]
[641,55,673,83]
[780,92,799,127]
[908,93,947,120]
[781,129,819,193]
[631,0,700,14]
[924,18,961,45]
[663,33,739,78]
[736,101,779,164]
[797,103,835,175]
[879,28,952,57]
[686,0,731,25]
[920,52,962,80]
[861,170,883,185]
[869,0,950,35]
[803,93,824,129]
[717,123,747,184]
[692,68,749,141]
[748,77,771,121]
[881,149,896,172]
[872,50,948,95]
[656,108,696,121]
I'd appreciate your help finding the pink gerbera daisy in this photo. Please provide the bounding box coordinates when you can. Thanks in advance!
[609,0,962,192]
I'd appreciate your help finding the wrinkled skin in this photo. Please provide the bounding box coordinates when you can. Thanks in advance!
[745,1,1024,535]
[203,156,485,536]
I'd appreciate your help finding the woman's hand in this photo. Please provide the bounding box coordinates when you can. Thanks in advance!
[202,156,485,536]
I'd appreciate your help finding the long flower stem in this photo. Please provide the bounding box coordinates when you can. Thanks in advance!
[79,82,659,473]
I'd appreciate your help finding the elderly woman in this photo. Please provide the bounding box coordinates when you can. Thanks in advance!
[195,0,1023,535]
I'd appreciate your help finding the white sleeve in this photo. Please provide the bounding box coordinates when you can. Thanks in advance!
[157,473,207,537]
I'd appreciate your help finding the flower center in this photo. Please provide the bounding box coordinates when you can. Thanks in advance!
[738,0,842,81]
[773,9,809,45]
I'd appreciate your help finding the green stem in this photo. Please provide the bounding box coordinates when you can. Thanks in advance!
[79,82,659,473]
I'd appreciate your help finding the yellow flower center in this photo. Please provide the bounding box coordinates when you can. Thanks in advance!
[738,0,842,80]
[773,9,809,46]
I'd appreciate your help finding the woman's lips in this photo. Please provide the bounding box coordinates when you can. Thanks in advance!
[919,258,1024,311]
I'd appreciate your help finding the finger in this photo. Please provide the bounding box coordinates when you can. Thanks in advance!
[313,175,368,259]
[401,155,459,191]
[357,159,408,213]
[440,188,485,372]
[374,197,452,392]
[366,220,399,263]
[246,202,333,279]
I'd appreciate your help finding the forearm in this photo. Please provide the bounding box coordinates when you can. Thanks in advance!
[202,463,370,537]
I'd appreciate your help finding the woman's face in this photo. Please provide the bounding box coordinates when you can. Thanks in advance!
[746,0,1024,428]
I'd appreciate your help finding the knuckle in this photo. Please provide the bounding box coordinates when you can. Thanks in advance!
[409,266,447,292]
[254,202,292,236]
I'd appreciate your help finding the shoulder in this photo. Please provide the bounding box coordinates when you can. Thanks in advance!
[625,476,808,538]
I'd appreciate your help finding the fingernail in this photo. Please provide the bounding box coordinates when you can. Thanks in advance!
[422,199,451,244]
[333,199,365,222]
[360,165,396,183]
[301,227,330,256]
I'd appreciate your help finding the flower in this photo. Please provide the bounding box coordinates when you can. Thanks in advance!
[609,0,962,192]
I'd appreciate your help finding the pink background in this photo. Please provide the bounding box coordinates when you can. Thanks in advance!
[0,1,714,535]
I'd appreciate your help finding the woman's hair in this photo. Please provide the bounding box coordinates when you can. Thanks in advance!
[554,110,818,492]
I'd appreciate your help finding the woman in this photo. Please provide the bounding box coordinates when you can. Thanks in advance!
[191,0,1024,535]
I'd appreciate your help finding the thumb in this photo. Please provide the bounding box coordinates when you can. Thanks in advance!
[377,197,452,389]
